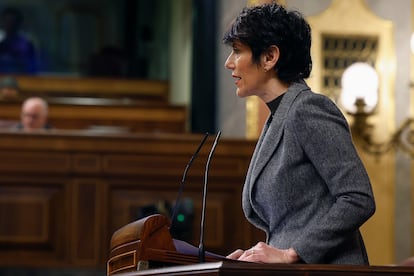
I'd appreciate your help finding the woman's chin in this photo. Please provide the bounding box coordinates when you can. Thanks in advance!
[236,89,248,98]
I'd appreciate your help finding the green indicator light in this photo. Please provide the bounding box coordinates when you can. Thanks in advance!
[177,214,185,222]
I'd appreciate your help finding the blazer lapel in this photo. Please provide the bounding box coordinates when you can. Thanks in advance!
[244,114,270,182]
[247,81,310,188]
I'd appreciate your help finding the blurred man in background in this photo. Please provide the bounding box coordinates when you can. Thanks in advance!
[18,97,50,131]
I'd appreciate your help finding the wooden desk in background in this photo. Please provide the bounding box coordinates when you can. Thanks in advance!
[0,98,188,133]
[0,131,261,270]
[0,75,186,133]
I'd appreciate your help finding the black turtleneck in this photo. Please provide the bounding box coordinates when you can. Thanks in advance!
[265,93,285,126]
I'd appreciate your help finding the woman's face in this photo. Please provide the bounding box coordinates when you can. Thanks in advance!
[224,41,266,98]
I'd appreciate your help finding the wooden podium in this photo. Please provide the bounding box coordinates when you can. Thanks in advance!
[107,214,224,275]
[107,214,414,276]
[112,261,414,276]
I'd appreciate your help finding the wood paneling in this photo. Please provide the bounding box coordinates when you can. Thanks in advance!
[0,131,261,270]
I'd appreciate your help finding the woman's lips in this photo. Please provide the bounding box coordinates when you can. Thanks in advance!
[232,75,241,85]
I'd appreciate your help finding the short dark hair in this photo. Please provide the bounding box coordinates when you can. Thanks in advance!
[223,3,312,83]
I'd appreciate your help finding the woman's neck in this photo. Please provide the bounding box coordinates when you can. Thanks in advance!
[260,77,289,103]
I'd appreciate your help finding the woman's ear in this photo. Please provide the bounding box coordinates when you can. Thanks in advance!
[262,45,280,71]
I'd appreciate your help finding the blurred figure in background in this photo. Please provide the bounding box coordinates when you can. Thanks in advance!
[0,7,37,73]
[17,97,50,131]
[0,75,20,99]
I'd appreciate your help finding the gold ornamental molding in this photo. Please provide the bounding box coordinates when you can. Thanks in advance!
[307,0,396,144]
[245,0,395,140]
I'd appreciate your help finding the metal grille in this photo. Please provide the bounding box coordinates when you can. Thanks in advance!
[321,34,378,101]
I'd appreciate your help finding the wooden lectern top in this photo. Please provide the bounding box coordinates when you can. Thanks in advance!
[114,260,414,276]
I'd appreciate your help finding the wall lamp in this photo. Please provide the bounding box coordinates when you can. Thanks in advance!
[340,62,414,157]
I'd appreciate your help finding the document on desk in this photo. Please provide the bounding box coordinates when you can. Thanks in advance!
[173,239,227,259]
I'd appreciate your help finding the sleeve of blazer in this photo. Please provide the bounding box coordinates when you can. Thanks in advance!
[289,92,376,263]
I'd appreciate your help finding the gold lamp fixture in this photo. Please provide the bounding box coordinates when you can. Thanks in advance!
[340,62,414,157]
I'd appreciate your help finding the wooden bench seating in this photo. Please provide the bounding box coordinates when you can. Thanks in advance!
[11,75,170,102]
[0,98,188,133]
[0,75,188,133]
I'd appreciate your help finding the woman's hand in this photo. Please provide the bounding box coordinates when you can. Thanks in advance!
[226,242,300,263]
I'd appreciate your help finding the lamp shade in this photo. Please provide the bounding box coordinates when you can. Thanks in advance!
[410,32,414,54]
[340,62,379,114]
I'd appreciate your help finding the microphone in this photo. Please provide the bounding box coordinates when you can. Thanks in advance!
[170,132,209,233]
[198,130,222,263]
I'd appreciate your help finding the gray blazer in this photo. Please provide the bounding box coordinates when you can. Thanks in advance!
[242,80,375,264]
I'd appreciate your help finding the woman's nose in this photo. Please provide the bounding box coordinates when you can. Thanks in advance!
[224,55,234,69]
